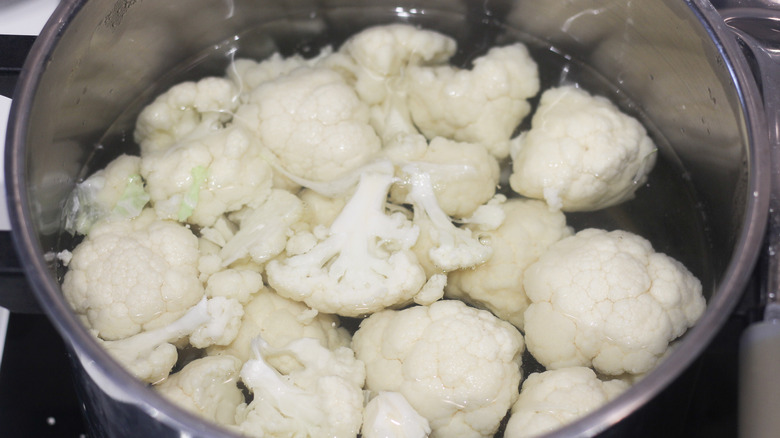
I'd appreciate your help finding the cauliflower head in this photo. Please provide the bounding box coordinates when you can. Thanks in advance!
[508,85,657,211]
[327,23,457,105]
[100,297,242,384]
[362,391,431,438]
[141,124,274,227]
[62,209,204,341]
[234,337,365,438]
[207,287,351,369]
[523,228,705,375]
[446,198,573,329]
[504,367,629,438]
[265,169,427,317]
[154,355,245,426]
[352,300,525,438]
[64,154,150,235]
[390,137,501,218]
[134,77,240,155]
[238,66,381,182]
[405,43,540,158]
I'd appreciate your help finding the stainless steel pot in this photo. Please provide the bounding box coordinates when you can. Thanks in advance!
[4,0,772,437]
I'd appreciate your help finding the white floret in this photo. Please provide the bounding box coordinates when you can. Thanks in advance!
[64,154,150,235]
[362,391,431,438]
[265,168,427,317]
[140,124,274,227]
[509,85,657,211]
[218,189,304,267]
[226,49,332,93]
[353,300,525,438]
[391,137,501,218]
[134,77,240,154]
[235,66,381,182]
[207,287,351,371]
[404,164,494,273]
[62,209,204,341]
[405,43,540,158]
[326,23,457,105]
[446,198,573,329]
[504,367,629,438]
[100,297,241,384]
[523,228,705,375]
[204,268,264,304]
[234,337,365,438]
[154,355,245,426]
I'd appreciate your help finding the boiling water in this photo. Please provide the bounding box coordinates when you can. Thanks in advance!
[75,5,713,434]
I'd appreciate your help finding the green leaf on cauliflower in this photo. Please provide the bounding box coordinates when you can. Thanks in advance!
[178,165,209,222]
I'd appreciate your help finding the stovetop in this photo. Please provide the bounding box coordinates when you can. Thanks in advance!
[0,2,762,437]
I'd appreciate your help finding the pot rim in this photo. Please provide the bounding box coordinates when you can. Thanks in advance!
[4,0,771,436]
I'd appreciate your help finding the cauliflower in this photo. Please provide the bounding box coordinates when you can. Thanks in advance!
[204,268,264,304]
[226,49,332,92]
[390,137,501,218]
[362,391,431,438]
[140,124,274,227]
[326,23,457,105]
[154,355,245,426]
[234,337,365,438]
[100,297,242,384]
[352,300,525,438]
[265,167,428,317]
[207,287,351,369]
[523,228,705,375]
[134,77,240,154]
[403,164,494,273]
[446,198,573,329]
[504,367,629,438]
[218,189,304,267]
[63,154,150,235]
[405,43,540,158]
[508,85,657,211]
[62,209,204,341]
[236,66,381,182]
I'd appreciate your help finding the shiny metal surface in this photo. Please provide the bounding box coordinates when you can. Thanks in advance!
[4,0,771,437]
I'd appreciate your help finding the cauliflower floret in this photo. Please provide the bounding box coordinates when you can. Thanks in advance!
[298,188,348,229]
[404,164,494,273]
[204,268,264,304]
[63,154,150,235]
[134,77,240,154]
[508,85,657,211]
[391,137,500,218]
[226,49,332,92]
[265,168,427,317]
[101,297,242,384]
[362,391,431,438]
[523,228,705,375]
[218,189,304,267]
[504,367,629,438]
[207,287,351,371]
[62,209,203,341]
[446,198,573,329]
[141,124,274,227]
[326,23,457,105]
[405,43,540,158]
[353,300,525,438]
[154,355,245,426]
[234,337,365,438]
[235,66,381,182]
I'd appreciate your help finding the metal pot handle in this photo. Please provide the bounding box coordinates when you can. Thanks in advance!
[718,6,780,438]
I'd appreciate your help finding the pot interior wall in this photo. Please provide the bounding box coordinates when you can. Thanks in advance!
[10,0,757,436]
